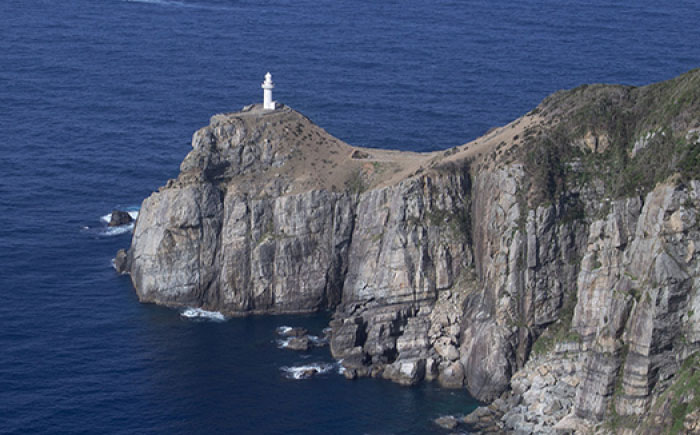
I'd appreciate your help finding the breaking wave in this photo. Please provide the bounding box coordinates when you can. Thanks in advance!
[275,337,326,349]
[276,326,294,335]
[279,362,340,380]
[101,224,134,236]
[96,208,139,236]
[180,307,226,322]
[274,326,327,349]
[276,338,292,349]
[308,335,327,346]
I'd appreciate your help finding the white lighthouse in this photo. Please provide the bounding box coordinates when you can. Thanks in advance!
[261,72,275,110]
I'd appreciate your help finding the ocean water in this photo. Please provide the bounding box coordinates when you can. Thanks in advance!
[1,0,699,433]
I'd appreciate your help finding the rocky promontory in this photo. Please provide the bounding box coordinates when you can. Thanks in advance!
[118,70,700,433]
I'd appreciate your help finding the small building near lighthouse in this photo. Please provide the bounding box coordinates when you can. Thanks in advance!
[261,72,276,110]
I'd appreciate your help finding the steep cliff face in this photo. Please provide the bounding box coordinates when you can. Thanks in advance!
[329,168,473,388]
[128,106,359,314]
[572,181,700,423]
[461,69,700,433]
[458,165,588,401]
[119,70,700,432]
[470,180,700,434]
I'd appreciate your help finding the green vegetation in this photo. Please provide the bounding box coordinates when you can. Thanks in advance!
[454,205,472,245]
[518,69,700,211]
[425,204,472,245]
[256,219,278,245]
[600,343,635,431]
[629,287,641,302]
[345,168,367,194]
[530,292,581,356]
[667,353,700,434]
[644,352,700,434]
[605,405,638,432]
[426,208,451,227]
[370,232,384,243]
[680,139,700,179]
[592,251,602,270]
[613,344,630,398]
[560,197,585,224]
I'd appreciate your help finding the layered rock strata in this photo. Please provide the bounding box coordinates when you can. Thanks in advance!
[119,70,700,432]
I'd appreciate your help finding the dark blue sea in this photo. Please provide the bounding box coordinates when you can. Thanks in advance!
[1,0,699,433]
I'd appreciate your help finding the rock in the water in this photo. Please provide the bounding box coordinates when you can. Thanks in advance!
[438,361,465,388]
[277,326,309,337]
[113,249,129,274]
[284,336,311,351]
[299,368,318,378]
[434,415,458,430]
[383,358,426,386]
[108,210,134,227]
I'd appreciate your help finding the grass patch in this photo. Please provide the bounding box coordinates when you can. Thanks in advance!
[518,68,700,211]
[345,169,367,194]
[666,352,700,434]
[530,291,580,356]
[645,352,700,434]
[370,232,384,243]
[425,205,472,245]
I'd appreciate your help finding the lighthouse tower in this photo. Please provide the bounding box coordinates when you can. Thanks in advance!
[261,72,275,110]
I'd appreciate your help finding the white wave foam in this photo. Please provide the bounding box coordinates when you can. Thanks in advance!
[275,337,318,350]
[275,326,326,349]
[276,338,291,349]
[98,208,139,236]
[101,210,139,224]
[100,223,135,236]
[307,335,328,346]
[180,307,226,322]
[280,362,338,380]
[276,326,293,336]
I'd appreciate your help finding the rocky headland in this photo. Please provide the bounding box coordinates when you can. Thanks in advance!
[117,70,700,433]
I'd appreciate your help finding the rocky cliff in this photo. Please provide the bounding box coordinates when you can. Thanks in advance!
[117,69,700,433]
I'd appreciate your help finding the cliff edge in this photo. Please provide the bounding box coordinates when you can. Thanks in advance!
[118,69,700,433]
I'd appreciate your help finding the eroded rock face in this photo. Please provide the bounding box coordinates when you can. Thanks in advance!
[121,85,700,431]
[457,164,587,401]
[476,181,700,433]
[129,182,223,307]
[208,189,354,313]
[128,106,357,314]
[572,181,700,422]
[328,170,474,387]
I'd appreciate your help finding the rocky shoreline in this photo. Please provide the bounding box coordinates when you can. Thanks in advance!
[117,70,700,433]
